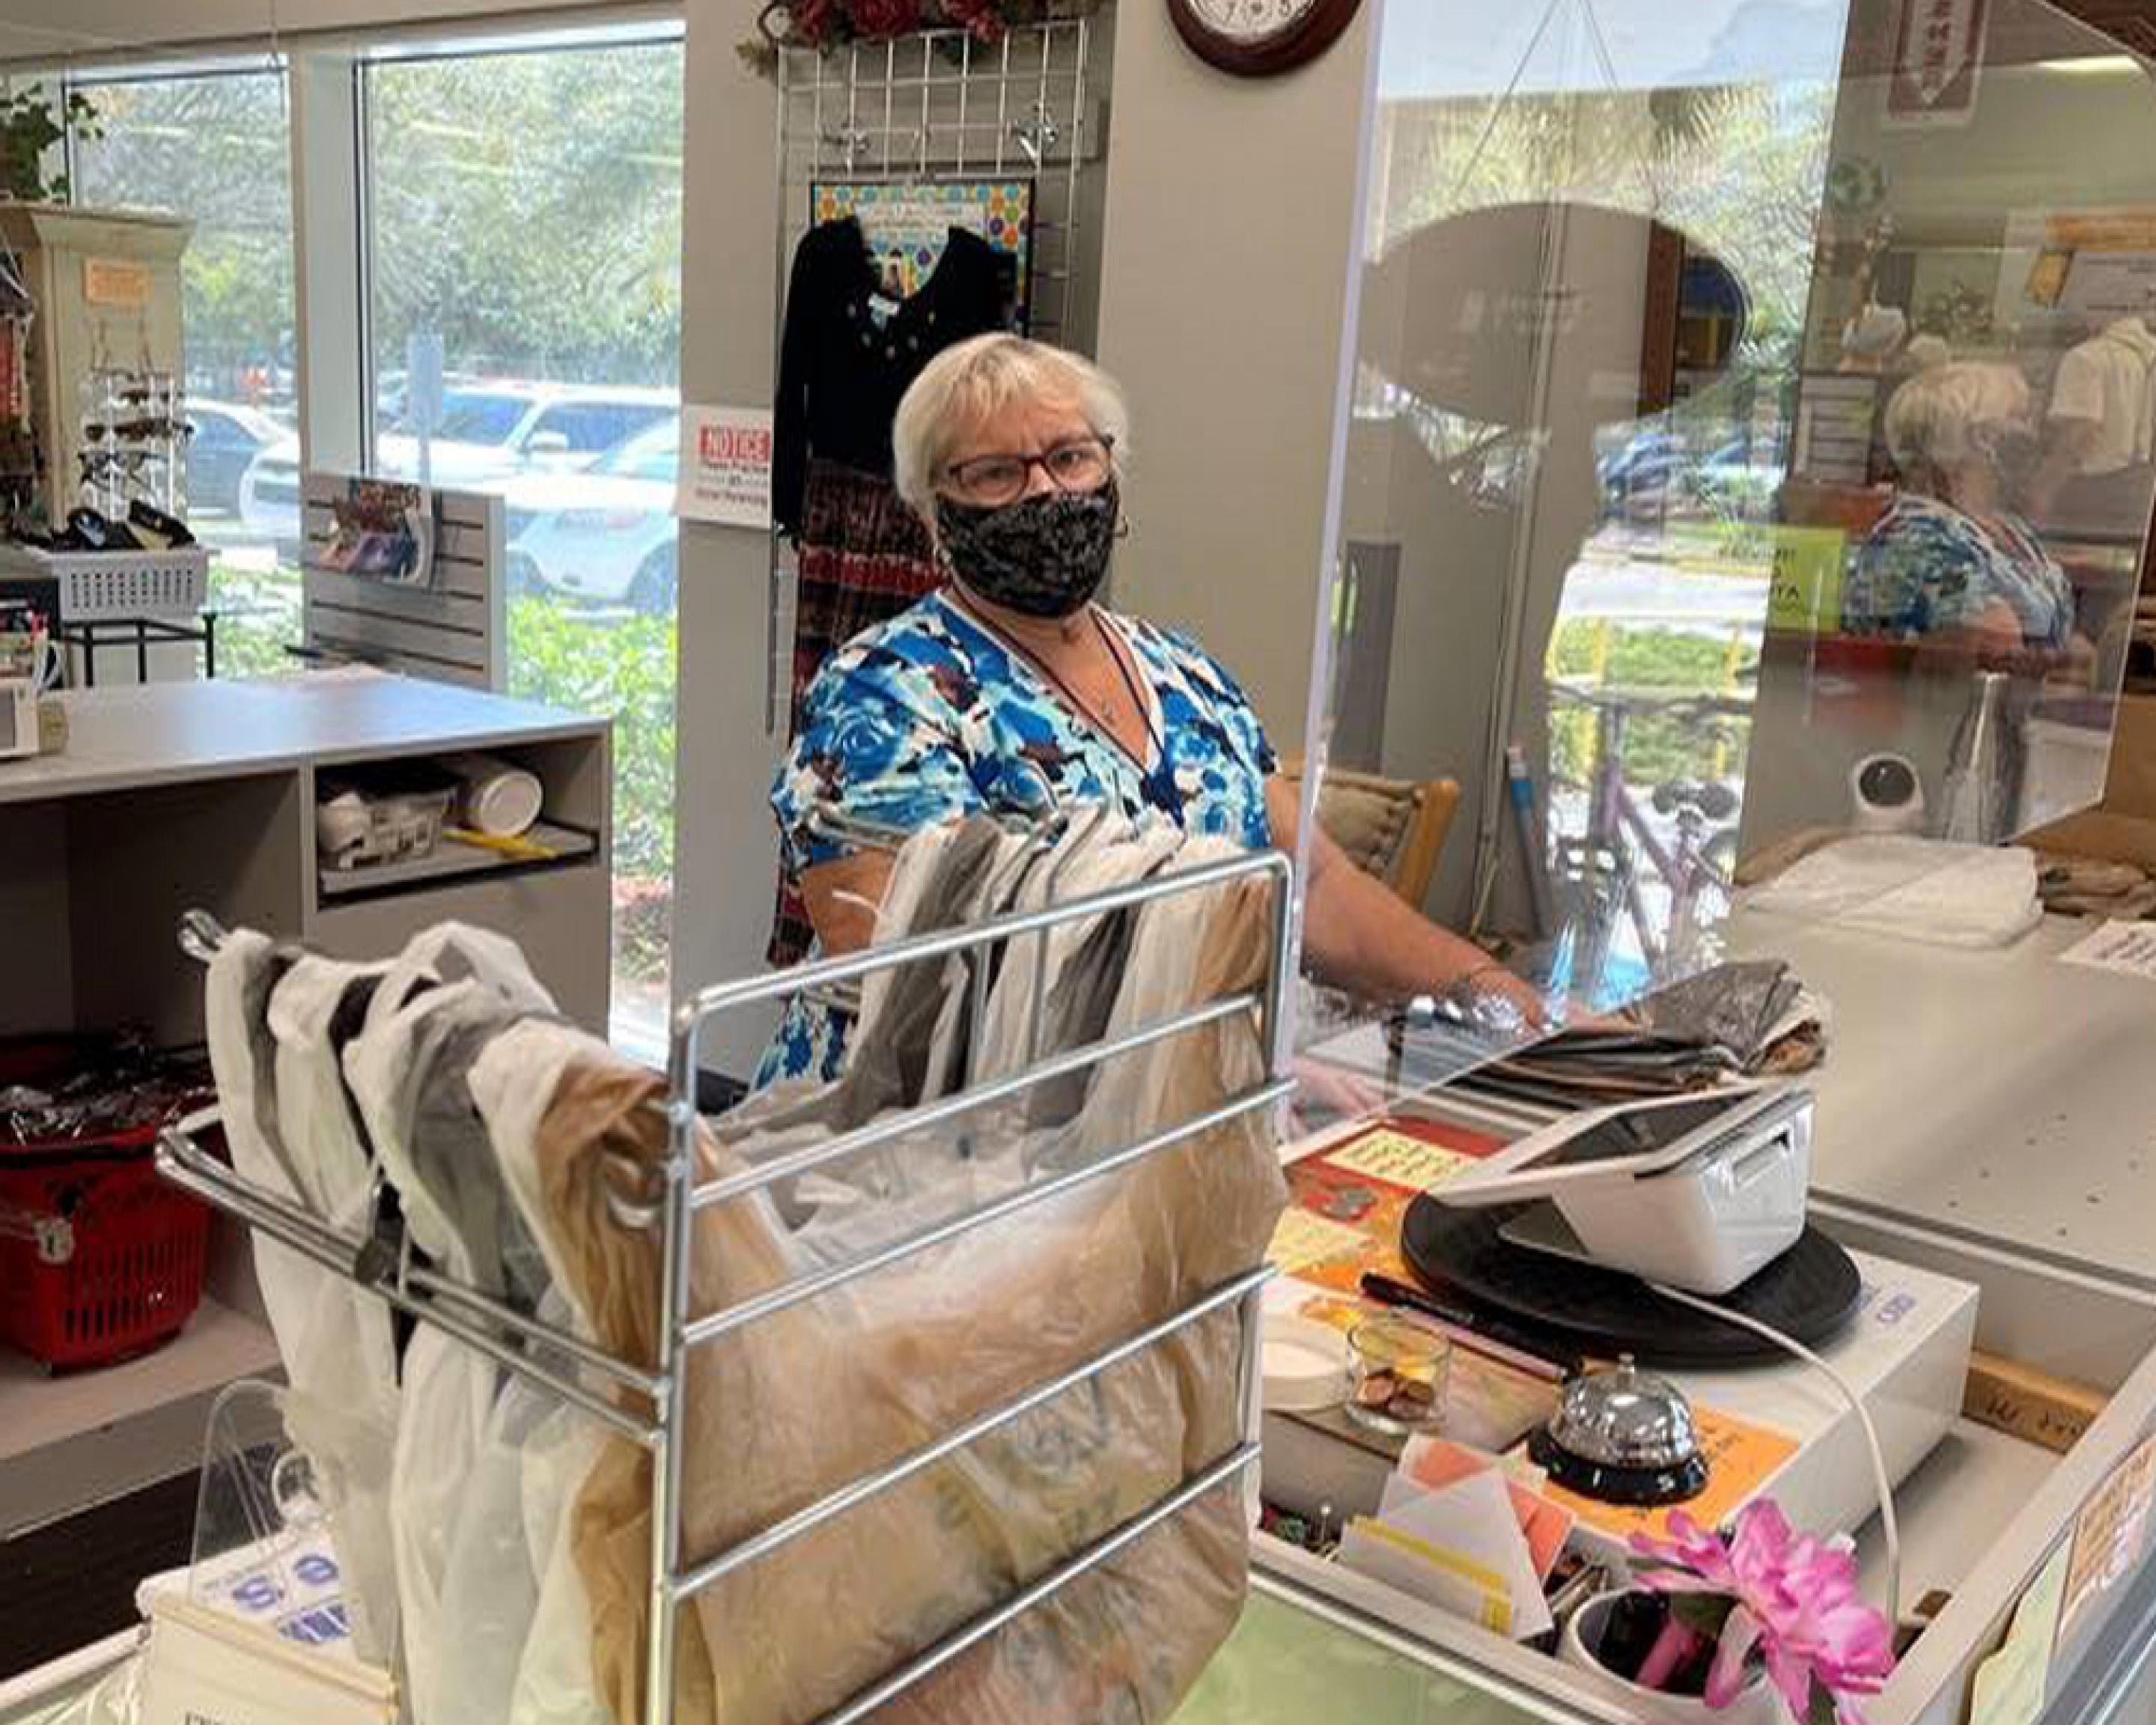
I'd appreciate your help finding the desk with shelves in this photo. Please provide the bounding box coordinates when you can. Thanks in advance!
[0,669,612,1657]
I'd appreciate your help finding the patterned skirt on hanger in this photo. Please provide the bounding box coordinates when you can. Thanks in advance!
[767,456,944,968]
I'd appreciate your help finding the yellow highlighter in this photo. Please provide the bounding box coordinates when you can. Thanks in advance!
[445,824,560,862]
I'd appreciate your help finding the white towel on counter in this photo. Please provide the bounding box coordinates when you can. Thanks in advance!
[1741,836,2043,948]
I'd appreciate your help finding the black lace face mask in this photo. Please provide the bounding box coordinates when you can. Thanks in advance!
[936,480,1120,619]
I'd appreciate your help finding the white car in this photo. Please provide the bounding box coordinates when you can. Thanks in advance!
[240,381,678,555]
[505,419,678,613]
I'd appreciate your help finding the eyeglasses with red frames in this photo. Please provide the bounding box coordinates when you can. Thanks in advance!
[942,435,1115,508]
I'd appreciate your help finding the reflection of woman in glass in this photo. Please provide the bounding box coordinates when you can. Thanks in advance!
[1847,362,2080,655]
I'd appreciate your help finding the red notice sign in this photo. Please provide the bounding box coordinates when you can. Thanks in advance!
[677,406,775,530]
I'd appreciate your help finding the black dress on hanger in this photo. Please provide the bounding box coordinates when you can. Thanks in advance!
[767,216,1007,967]
[772,216,1005,538]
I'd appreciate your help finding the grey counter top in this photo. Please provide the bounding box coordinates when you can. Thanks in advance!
[0,671,606,806]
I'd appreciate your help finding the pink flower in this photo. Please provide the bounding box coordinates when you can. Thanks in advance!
[1632,1501,1896,1723]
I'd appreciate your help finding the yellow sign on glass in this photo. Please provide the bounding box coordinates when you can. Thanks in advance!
[1767,526,1847,636]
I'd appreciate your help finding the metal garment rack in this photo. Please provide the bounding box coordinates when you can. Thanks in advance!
[156,844,1294,1725]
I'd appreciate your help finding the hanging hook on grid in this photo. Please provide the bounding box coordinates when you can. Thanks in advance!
[1009,103,1060,168]
[821,125,874,171]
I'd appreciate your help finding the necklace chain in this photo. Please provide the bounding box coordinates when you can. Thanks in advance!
[949,591,1160,764]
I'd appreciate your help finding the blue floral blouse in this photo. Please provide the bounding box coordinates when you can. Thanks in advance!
[1846,495,2075,649]
[757,588,1278,1087]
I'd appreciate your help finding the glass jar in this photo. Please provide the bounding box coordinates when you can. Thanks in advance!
[1344,1314,1452,1436]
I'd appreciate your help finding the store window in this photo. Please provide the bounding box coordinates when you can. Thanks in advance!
[67,65,299,678]
[361,29,685,1053]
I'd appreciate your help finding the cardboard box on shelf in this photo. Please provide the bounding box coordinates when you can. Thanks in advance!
[2032,691,2156,868]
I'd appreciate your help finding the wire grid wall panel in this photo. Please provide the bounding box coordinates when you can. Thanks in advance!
[764,20,1108,730]
[776,20,1103,350]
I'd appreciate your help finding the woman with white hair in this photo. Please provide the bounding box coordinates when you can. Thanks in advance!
[1848,360,2080,653]
[759,333,1542,1086]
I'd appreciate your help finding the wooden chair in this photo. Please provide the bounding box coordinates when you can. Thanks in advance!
[1278,757,1462,909]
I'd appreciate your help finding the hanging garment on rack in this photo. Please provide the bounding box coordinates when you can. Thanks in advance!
[474,858,1283,1725]
[767,215,1008,970]
[810,180,1035,330]
[205,934,404,1668]
[773,216,1006,539]
[339,925,563,1725]
[766,460,948,969]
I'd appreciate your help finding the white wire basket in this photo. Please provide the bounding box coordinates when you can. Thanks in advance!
[0,541,211,621]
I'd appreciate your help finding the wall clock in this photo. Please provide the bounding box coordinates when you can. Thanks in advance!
[1166,0,1364,77]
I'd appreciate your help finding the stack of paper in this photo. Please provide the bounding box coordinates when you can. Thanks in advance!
[1336,1440,1576,1643]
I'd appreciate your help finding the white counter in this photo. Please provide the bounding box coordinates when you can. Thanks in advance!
[1728,910,2153,1279]
[0,670,600,806]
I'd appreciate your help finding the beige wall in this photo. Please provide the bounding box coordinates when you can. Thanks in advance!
[669,0,790,1077]
[1091,1,1375,755]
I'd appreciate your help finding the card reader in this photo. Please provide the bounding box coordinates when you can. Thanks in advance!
[1436,1084,1815,1295]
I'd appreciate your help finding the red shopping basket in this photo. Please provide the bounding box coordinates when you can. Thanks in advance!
[0,1038,213,1372]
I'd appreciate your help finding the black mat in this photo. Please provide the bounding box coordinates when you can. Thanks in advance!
[1,1466,197,1679]
[1400,1196,1862,1368]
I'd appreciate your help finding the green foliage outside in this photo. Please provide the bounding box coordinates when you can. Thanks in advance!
[366,46,684,392]
[207,562,302,680]
[1546,619,1751,793]
[70,73,294,397]
[508,597,678,983]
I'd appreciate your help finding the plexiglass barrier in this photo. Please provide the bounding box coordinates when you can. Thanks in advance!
[1294,0,2156,1113]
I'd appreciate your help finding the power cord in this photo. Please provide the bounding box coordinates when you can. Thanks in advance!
[1647,1280,1904,1631]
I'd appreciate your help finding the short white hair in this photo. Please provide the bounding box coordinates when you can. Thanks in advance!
[1884,360,2030,475]
[892,334,1130,519]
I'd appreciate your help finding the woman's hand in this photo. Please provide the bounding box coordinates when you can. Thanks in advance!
[1289,1056,1388,1136]
[1266,777,1553,1041]
[1464,961,1550,1031]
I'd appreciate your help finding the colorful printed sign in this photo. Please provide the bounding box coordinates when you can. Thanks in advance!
[812,180,1035,327]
